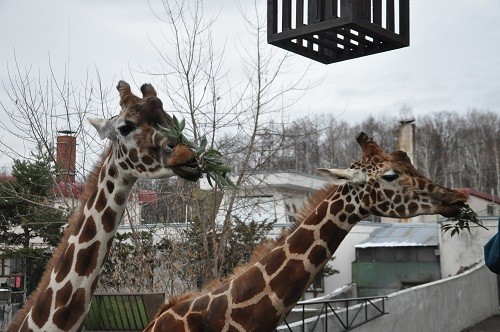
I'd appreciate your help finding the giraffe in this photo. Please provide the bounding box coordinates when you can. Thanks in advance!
[7,80,201,332]
[145,132,468,332]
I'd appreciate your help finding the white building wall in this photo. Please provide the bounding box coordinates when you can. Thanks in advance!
[439,216,498,278]
[466,195,499,216]
[313,222,386,299]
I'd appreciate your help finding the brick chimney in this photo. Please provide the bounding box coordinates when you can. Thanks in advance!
[56,132,77,183]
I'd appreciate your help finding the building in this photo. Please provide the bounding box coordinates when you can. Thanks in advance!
[353,223,442,297]
[200,171,325,232]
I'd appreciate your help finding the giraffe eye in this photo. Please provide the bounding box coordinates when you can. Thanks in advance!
[118,122,137,136]
[382,171,399,182]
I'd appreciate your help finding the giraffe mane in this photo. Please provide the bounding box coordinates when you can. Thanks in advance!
[163,183,339,308]
[8,147,111,330]
[153,292,199,318]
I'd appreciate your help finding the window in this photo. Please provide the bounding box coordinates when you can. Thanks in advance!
[356,248,374,262]
[356,246,438,263]
[417,247,438,262]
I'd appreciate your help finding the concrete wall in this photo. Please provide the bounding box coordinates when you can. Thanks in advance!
[439,217,498,278]
[351,262,499,332]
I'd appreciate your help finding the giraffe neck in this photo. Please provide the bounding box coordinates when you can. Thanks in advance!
[228,186,362,329]
[9,152,137,332]
[148,185,366,331]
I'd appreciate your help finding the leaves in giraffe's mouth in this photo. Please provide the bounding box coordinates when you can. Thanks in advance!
[161,116,237,189]
[441,203,487,236]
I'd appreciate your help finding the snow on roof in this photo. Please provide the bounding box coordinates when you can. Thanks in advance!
[355,223,438,248]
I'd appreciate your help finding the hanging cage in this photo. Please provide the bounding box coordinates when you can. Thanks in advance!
[267,0,409,64]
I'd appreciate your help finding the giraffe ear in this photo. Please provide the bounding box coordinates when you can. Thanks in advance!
[317,168,353,185]
[317,168,366,186]
[89,118,118,142]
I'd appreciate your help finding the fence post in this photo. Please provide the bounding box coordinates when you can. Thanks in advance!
[302,303,305,332]
[345,299,349,329]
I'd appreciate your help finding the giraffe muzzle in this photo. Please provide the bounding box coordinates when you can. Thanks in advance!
[435,189,468,217]
[163,144,202,181]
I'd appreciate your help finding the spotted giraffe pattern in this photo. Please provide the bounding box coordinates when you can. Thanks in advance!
[7,81,201,332]
[145,132,467,332]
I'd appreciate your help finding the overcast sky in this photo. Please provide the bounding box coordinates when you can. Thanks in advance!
[0,0,499,167]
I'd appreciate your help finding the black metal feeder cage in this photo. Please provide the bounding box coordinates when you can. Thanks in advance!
[267,0,409,64]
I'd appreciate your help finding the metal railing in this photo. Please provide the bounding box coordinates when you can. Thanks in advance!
[278,296,388,332]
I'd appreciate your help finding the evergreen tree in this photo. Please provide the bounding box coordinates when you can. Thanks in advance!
[224,217,276,275]
[181,215,276,290]
[0,148,66,294]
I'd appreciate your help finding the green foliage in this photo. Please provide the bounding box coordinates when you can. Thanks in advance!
[320,263,340,278]
[441,203,488,237]
[224,217,276,274]
[161,115,236,189]
[0,149,66,247]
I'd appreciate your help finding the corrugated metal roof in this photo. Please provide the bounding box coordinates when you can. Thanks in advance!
[355,223,438,248]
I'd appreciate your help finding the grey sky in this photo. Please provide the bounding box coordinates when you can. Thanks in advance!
[0,0,499,167]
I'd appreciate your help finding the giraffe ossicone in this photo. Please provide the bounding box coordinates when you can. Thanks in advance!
[7,80,201,332]
[145,131,468,332]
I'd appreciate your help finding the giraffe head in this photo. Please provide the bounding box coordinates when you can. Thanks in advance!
[89,81,201,181]
[318,132,467,221]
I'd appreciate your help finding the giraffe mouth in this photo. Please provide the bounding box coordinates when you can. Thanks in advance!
[171,163,202,181]
[439,204,464,218]
[438,192,468,217]
[164,144,202,181]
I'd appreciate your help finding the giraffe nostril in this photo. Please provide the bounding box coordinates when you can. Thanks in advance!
[166,140,181,151]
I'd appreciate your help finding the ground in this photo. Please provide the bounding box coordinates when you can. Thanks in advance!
[463,314,500,332]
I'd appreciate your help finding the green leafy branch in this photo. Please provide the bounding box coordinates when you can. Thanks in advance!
[161,116,237,189]
[441,203,488,237]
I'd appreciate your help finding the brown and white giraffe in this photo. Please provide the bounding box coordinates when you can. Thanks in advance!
[7,81,201,332]
[145,132,468,332]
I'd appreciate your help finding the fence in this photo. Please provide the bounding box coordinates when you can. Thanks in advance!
[277,296,387,331]
[84,293,164,331]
